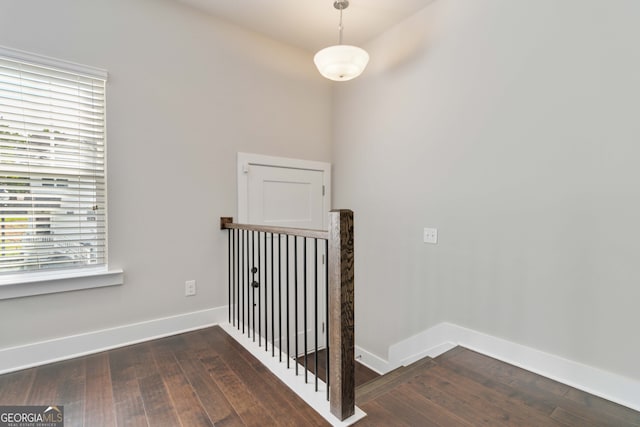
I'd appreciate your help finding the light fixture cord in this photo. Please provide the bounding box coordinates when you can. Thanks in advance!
[338,7,344,45]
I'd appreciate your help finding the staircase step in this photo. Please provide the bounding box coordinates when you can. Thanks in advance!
[355,356,437,405]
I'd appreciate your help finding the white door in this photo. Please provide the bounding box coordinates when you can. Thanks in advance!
[247,164,324,230]
[237,153,330,356]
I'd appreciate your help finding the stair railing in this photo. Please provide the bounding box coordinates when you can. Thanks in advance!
[220,209,355,420]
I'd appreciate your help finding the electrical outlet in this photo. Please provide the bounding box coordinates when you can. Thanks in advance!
[423,228,438,244]
[185,280,197,296]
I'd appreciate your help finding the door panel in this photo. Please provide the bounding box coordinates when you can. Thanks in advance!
[247,164,324,229]
[239,156,329,353]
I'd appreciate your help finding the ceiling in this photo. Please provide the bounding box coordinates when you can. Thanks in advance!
[178,0,433,52]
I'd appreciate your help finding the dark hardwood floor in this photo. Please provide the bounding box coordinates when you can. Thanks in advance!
[296,349,380,388]
[0,326,328,426]
[1,326,639,426]
[354,346,640,427]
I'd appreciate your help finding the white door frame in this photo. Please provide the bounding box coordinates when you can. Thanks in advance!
[236,152,332,228]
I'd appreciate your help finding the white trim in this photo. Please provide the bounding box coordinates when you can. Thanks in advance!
[378,322,640,412]
[236,152,332,228]
[221,323,366,426]
[272,328,321,358]
[0,306,228,374]
[389,322,459,367]
[0,45,108,80]
[354,345,393,375]
[0,268,124,300]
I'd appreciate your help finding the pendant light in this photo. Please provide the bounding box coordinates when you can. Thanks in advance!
[314,0,369,82]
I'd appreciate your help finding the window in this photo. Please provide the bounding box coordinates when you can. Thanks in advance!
[0,46,107,274]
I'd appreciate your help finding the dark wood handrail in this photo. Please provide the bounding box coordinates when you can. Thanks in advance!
[220,217,329,240]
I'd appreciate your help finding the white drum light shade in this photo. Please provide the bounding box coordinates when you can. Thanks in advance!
[314,45,370,82]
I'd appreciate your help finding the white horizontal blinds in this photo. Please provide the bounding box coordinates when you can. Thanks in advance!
[0,50,106,273]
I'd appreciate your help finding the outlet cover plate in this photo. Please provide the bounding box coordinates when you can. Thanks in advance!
[423,228,438,244]
[185,280,197,296]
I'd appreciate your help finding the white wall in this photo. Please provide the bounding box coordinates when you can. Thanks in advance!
[333,0,640,381]
[3,0,640,388]
[0,0,331,348]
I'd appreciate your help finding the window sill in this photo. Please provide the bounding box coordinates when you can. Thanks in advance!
[0,267,124,300]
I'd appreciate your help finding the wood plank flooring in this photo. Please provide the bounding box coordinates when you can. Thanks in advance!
[0,326,328,427]
[1,326,639,426]
[296,349,380,388]
[354,346,640,427]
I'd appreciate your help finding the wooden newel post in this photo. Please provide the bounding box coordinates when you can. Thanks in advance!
[328,209,355,420]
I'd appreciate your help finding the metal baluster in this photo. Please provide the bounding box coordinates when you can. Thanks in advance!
[236,229,239,328]
[231,229,234,326]
[264,231,268,352]
[271,232,275,357]
[258,232,262,347]
[240,230,246,334]
[304,237,308,383]
[246,229,250,336]
[228,229,231,323]
[294,236,299,375]
[252,231,256,341]
[232,229,236,326]
[325,238,330,401]
[313,239,318,391]
[286,235,290,368]
[314,238,319,391]
[278,233,282,362]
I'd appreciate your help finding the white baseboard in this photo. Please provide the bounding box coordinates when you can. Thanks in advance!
[0,306,228,375]
[381,322,640,412]
[389,322,460,366]
[354,345,395,375]
[274,328,323,358]
[235,326,323,358]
